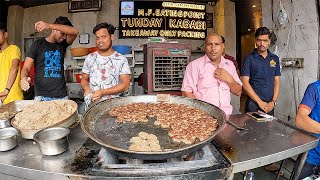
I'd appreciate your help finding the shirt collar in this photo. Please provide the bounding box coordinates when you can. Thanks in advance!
[252,48,274,59]
[204,54,229,68]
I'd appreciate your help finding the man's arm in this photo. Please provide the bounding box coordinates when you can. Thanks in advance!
[181,62,199,99]
[0,59,20,101]
[272,76,280,101]
[91,74,131,101]
[5,59,20,90]
[228,80,242,96]
[80,73,92,96]
[296,107,320,134]
[35,21,79,44]
[266,76,280,112]
[20,57,34,91]
[242,76,268,111]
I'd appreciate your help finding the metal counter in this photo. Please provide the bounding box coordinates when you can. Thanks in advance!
[212,114,318,179]
[0,126,91,179]
[0,114,318,180]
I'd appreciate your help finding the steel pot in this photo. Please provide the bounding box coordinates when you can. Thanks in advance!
[0,127,18,151]
[0,118,11,129]
[33,127,70,156]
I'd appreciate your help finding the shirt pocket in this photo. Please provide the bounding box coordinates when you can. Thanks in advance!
[197,73,219,89]
[219,82,230,91]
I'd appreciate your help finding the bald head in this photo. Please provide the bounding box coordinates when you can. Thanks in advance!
[205,33,224,45]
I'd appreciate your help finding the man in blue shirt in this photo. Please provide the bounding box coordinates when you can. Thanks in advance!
[296,81,320,178]
[242,27,281,116]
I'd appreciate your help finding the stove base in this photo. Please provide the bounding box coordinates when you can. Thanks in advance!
[92,143,231,179]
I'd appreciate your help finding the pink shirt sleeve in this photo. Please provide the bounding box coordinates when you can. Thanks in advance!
[181,62,198,92]
[229,63,242,86]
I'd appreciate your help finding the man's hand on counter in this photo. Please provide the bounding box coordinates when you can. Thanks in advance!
[0,92,7,102]
[20,77,31,91]
[0,88,9,97]
[0,91,7,102]
[92,90,104,102]
[84,90,93,97]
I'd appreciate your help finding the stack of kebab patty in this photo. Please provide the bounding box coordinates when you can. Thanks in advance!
[109,102,218,145]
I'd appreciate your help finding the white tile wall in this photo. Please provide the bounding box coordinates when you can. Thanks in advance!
[261,0,273,28]
[292,0,313,26]
[296,50,319,79]
[295,22,319,51]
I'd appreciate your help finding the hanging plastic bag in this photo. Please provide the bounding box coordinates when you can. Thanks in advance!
[84,93,92,111]
[277,0,288,25]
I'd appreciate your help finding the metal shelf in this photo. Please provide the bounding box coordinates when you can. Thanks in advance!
[133,48,143,52]
[72,55,87,60]
[70,66,83,70]
[191,50,204,53]
[125,54,133,58]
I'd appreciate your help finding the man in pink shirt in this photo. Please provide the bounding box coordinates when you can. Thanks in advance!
[181,33,242,115]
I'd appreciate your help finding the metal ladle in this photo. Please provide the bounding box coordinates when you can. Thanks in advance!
[226,120,248,131]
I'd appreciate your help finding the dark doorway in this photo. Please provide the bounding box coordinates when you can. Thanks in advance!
[234,0,262,112]
[235,0,262,67]
[0,1,8,24]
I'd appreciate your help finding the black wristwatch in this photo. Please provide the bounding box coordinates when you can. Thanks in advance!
[271,100,277,106]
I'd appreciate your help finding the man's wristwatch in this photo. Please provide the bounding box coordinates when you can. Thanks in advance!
[271,100,277,106]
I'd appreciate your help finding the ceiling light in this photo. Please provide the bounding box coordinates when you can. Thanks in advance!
[248,28,251,31]
[252,5,256,8]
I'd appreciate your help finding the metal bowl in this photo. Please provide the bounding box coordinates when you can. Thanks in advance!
[0,118,11,129]
[11,100,78,139]
[33,127,70,156]
[0,127,18,151]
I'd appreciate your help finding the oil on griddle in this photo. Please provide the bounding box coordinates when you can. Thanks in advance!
[93,102,218,151]
[93,113,187,150]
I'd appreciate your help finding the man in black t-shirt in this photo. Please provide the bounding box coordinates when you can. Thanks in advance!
[20,16,79,101]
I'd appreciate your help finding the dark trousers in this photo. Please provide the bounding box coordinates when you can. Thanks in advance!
[244,98,274,116]
[299,162,320,179]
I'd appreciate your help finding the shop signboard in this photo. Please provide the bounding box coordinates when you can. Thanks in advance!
[119,1,207,39]
[69,0,102,13]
